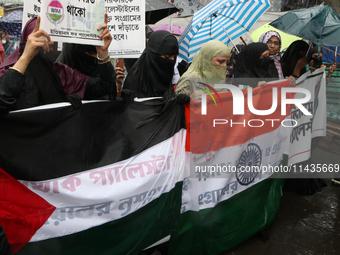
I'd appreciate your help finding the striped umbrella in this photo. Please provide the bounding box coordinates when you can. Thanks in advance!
[178,0,271,62]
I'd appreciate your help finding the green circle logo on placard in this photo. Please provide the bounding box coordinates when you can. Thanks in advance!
[47,0,64,23]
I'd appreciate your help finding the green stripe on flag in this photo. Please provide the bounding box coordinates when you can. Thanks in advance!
[17,182,183,255]
[168,178,285,255]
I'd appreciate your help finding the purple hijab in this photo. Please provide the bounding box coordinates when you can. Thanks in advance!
[0,17,88,98]
[0,17,37,77]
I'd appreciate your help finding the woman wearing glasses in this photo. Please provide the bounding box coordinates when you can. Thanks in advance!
[258,31,284,79]
[258,31,295,86]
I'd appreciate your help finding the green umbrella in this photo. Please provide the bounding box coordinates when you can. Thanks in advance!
[270,5,340,46]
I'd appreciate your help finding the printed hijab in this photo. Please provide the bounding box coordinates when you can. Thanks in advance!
[123,30,179,98]
[258,30,284,79]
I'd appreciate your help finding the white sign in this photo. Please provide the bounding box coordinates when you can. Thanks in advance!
[22,0,40,32]
[288,68,327,165]
[40,0,105,46]
[105,0,145,58]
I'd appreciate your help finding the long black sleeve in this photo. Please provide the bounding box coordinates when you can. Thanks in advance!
[0,69,25,116]
[84,62,117,100]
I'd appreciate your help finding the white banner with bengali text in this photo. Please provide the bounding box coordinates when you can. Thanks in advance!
[288,68,327,165]
[181,121,291,213]
[22,129,186,242]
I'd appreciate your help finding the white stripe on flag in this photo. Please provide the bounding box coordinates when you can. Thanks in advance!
[22,129,187,242]
[181,119,291,213]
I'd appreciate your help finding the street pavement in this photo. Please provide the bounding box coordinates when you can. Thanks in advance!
[222,146,340,255]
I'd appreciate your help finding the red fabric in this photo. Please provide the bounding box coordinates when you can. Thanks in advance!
[0,43,5,64]
[185,80,294,154]
[0,168,56,254]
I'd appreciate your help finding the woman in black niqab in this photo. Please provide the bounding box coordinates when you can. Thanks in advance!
[280,40,309,77]
[233,42,277,88]
[56,43,100,76]
[123,30,179,98]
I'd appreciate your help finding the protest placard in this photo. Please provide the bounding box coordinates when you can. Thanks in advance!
[22,0,40,31]
[40,0,105,46]
[105,0,145,58]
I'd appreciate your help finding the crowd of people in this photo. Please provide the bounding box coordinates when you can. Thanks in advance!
[0,11,339,255]
[0,13,338,115]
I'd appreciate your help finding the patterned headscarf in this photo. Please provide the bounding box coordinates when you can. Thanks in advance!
[258,30,282,56]
[258,31,284,79]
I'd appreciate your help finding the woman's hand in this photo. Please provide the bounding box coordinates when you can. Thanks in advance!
[13,16,53,74]
[115,66,126,86]
[257,81,267,88]
[308,60,316,73]
[22,16,53,61]
[328,63,336,77]
[286,75,296,86]
[293,57,307,77]
[190,90,205,102]
[96,13,112,59]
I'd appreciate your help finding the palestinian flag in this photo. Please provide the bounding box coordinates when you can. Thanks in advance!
[168,80,293,255]
[0,79,294,255]
[0,99,186,255]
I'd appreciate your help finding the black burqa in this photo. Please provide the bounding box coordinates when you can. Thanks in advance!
[280,40,309,77]
[123,30,179,98]
[56,43,117,99]
[307,46,323,69]
[233,42,279,88]
[56,43,98,76]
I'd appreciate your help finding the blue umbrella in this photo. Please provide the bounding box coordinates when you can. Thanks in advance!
[0,10,23,37]
[178,0,271,62]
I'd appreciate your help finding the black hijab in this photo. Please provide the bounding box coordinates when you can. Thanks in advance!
[233,43,278,87]
[280,40,309,77]
[56,43,98,76]
[123,30,179,98]
[307,46,323,69]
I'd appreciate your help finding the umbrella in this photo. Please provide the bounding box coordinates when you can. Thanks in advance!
[178,0,271,62]
[145,0,179,24]
[251,23,302,51]
[270,5,340,47]
[0,0,23,4]
[145,25,154,39]
[153,24,185,36]
[0,10,23,36]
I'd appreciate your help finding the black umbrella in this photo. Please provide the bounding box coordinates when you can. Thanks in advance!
[145,0,179,24]
[270,5,340,46]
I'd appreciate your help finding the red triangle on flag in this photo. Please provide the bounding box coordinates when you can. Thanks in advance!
[0,168,56,254]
